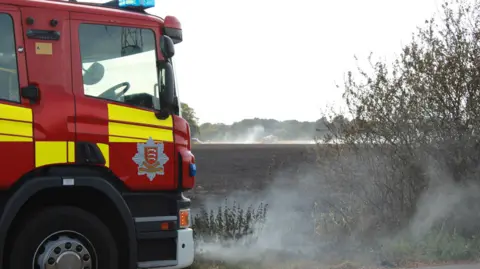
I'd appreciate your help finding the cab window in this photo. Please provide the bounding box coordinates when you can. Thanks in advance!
[0,13,19,103]
[78,23,159,110]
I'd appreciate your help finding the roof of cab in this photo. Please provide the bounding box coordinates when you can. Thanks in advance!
[0,0,164,23]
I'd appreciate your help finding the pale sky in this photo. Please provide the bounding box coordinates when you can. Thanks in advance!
[87,0,445,124]
[151,0,445,124]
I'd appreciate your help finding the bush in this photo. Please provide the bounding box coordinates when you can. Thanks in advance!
[314,0,480,265]
[190,201,268,269]
[192,200,268,244]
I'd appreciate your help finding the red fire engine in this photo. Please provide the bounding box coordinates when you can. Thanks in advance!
[0,0,196,268]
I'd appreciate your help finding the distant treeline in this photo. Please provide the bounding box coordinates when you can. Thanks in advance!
[180,103,349,142]
[195,116,348,142]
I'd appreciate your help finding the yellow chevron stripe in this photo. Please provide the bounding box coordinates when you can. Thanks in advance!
[68,141,75,162]
[0,103,32,122]
[0,134,32,142]
[35,141,67,167]
[108,121,173,142]
[108,136,172,144]
[0,120,32,137]
[96,143,110,167]
[108,136,145,143]
[108,104,173,128]
[34,141,109,168]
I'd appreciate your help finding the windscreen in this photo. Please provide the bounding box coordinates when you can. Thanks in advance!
[79,23,159,110]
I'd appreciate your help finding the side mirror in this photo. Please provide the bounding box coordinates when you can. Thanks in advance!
[156,60,175,119]
[160,35,175,59]
[83,62,105,85]
[162,61,175,105]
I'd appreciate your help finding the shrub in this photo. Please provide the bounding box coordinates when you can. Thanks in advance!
[192,199,268,244]
[318,0,480,247]
[190,201,269,269]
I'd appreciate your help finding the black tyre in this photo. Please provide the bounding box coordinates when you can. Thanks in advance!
[8,205,118,269]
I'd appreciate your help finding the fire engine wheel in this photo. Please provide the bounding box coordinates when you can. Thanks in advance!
[8,206,118,269]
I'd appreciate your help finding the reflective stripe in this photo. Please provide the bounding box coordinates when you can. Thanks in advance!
[0,104,33,142]
[0,103,174,168]
[0,104,113,168]
[108,121,173,142]
[107,104,172,128]
[96,143,110,167]
[0,119,32,137]
[35,141,67,167]
[108,136,145,143]
[0,134,32,142]
[68,141,75,162]
[0,103,32,122]
[35,141,108,167]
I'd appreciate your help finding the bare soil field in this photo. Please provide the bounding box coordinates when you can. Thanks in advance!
[189,144,318,200]
[192,144,319,185]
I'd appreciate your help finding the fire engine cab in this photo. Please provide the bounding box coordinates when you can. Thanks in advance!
[0,0,196,269]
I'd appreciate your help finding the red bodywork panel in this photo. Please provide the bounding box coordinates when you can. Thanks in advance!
[173,115,196,190]
[0,4,33,188]
[0,0,195,191]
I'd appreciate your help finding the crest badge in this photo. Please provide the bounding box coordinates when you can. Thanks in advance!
[132,137,169,181]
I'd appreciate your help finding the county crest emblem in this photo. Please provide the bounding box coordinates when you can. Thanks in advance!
[132,137,169,181]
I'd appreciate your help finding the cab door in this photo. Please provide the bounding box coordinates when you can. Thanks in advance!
[0,5,34,188]
[70,12,176,190]
[20,7,76,169]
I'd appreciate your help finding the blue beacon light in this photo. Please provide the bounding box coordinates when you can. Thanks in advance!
[189,163,196,177]
[118,0,155,8]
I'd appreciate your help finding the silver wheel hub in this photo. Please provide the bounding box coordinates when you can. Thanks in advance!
[34,231,96,269]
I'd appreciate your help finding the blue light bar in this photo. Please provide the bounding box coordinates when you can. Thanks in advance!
[118,0,155,9]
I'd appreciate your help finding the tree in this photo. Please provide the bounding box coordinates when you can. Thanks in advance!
[323,0,480,234]
[341,0,480,176]
[181,102,200,136]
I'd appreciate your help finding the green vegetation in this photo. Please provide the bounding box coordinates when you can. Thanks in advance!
[187,0,480,267]
[197,118,333,142]
[182,113,348,142]
[181,102,200,136]
[192,201,268,243]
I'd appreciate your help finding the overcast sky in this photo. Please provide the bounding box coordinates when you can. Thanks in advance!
[150,0,447,124]
[88,0,445,124]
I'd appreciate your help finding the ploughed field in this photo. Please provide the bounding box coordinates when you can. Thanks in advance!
[187,144,318,203]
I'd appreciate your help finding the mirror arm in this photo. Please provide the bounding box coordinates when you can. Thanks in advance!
[156,60,175,119]
[173,96,180,115]
[155,109,170,120]
[155,93,172,120]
